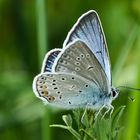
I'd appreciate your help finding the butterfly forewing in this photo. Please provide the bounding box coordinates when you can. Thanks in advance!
[53,40,110,94]
[41,49,61,72]
[63,10,111,85]
[33,72,100,109]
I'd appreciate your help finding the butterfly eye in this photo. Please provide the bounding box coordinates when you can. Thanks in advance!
[111,88,119,99]
[112,90,117,97]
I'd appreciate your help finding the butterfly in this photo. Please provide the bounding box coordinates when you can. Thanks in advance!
[33,10,119,114]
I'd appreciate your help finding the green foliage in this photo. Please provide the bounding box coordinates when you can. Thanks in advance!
[51,106,125,140]
[136,134,140,140]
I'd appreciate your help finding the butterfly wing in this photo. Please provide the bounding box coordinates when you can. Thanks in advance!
[33,72,101,109]
[63,10,111,85]
[41,49,61,72]
[53,40,110,95]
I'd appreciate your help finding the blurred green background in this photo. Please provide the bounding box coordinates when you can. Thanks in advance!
[0,0,140,140]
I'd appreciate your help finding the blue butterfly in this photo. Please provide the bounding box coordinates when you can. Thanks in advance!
[33,10,119,115]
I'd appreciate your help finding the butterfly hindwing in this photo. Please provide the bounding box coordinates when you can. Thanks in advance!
[63,10,111,85]
[41,49,61,72]
[53,40,110,95]
[33,72,101,109]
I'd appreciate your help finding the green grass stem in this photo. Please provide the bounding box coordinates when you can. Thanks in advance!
[35,0,51,140]
[36,0,48,66]
[124,25,140,140]
[113,24,138,83]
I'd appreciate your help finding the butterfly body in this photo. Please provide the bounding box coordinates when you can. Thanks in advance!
[33,10,119,112]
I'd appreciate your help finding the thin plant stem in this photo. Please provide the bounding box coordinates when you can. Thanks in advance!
[36,0,48,66]
[35,0,51,140]
[124,26,140,140]
[113,24,138,83]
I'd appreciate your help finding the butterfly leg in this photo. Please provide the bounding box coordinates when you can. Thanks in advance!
[101,104,114,119]
[81,108,87,125]
[109,105,114,118]
[94,104,105,120]
[81,103,91,124]
[101,106,111,119]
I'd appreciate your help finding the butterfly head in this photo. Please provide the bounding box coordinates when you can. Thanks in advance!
[110,87,119,100]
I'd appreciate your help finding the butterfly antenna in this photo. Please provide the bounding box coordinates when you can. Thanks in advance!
[116,86,140,91]
[116,86,140,102]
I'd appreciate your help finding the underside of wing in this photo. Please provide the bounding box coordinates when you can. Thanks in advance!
[53,40,110,94]
[33,72,100,109]
[41,49,61,72]
[63,10,111,85]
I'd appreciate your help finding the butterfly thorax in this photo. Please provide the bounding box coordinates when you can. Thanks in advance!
[88,87,119,110]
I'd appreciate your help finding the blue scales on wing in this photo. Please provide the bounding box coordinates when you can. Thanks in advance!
[41,49,61,72]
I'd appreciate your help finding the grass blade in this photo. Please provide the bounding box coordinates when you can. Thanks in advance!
[35,0,50,140]
[35,0,48,67]
[124,26,140,140]
[113,24,138,83]
[111,106,125,138]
